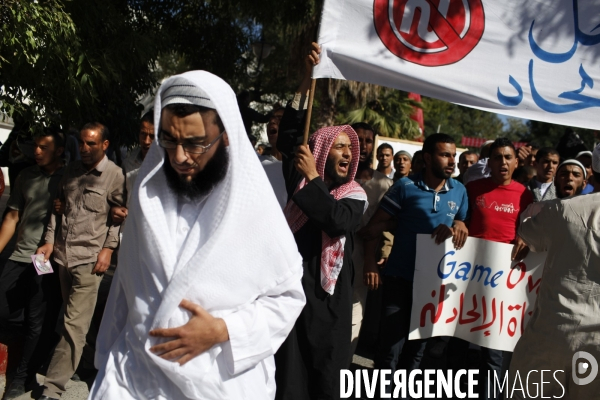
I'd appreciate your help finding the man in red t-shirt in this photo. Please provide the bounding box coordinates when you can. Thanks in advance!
[467,144,534,247]
[448,138,533,400]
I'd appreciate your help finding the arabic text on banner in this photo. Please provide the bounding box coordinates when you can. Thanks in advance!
[314,0,600,130]
[409,235,547,352]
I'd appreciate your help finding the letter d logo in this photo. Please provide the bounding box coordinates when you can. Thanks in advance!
[572,351,599,385]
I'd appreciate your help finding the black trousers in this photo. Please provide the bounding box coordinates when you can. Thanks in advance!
[0,259,61,383]
[374,277,428,383]
[447,337,508,400]
[275,258,354,400]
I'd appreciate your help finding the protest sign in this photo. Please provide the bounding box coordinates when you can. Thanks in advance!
[409,235,547,351]
[314,0,600,130]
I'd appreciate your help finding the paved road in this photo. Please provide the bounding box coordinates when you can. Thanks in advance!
[1,354,377,400]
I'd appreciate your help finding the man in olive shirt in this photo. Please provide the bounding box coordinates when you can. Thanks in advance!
[36,122,125,400]
[0,128,65,399]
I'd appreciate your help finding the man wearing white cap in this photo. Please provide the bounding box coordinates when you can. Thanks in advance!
[393,150,412,181]
[89,72,305,399]
[520,159,588,222]
[554,159,587,199]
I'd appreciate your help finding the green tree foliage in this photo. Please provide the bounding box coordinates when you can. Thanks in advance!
[337,89,421,139]
[1,0,80,127]
[137,0,321,97]
[421,97,505,144]
[1,0,162,145]
[502,117,529,142]
[524,120,596,150]
[1,0,323,143]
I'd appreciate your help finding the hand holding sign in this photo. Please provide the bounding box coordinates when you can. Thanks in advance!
[511,236,530,261]
[410,235,546,352]
[431,222,468,249]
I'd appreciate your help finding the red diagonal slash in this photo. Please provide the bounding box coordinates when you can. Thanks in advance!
[374,0,485,66]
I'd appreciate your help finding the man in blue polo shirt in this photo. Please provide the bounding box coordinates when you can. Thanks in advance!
[361,133,468,383]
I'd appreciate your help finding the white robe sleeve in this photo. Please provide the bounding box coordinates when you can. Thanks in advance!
[220,269,305,375]
[518,201,556,253]
[94,269,129,369]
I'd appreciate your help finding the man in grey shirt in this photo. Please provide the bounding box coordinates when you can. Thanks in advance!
[0,128,65,399]
[36,122,125,400]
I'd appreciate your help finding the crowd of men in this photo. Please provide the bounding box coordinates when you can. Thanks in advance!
[0,42,598,400]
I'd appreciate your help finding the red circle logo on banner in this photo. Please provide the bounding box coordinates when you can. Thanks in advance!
[374,0,485,66]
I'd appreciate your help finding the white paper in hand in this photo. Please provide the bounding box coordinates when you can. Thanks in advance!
[31,254,54,275]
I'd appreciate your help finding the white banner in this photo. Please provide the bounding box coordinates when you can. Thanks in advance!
[409,235,546,352]
[314,0,600,130]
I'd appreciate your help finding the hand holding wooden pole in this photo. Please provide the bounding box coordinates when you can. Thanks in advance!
[301,43,321,146]
[302,77,317,145]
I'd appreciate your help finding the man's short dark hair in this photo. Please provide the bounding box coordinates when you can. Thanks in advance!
[163,104,225,133]
[459,150,477,162]
[351,122,377,137]
[463,150,477,157]
[36,126,65,148]
[377,143,393,154]
[422,133,455,156]
[81,122,110,142]
[513,165,536,181]
[489,138,516,156]
[141,109,154,125]
[536,147,560,161]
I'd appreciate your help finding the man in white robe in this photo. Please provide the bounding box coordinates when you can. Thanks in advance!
[509,194,600,398]
[89,71,305,400]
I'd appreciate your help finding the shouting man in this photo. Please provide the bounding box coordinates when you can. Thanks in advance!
[90,72,305,399]
[447,138,533,400]
[555,159,587,199]
[274,42,367,399]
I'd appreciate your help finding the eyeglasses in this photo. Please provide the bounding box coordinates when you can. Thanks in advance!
[158,130,225,154]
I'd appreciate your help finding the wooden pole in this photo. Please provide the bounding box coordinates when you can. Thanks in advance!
[302,77,317,145]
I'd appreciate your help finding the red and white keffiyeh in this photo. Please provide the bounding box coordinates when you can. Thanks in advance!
[284,125,367,295]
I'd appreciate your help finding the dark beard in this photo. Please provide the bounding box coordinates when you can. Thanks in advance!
[557,184,584,199]
[163,143,229,200]
[431,162,452,180]
[324,156,351,189]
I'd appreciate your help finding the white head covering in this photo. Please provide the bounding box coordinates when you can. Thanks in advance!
[557,159,587,179]
[576,150,593,160]
[105,71,303,398]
